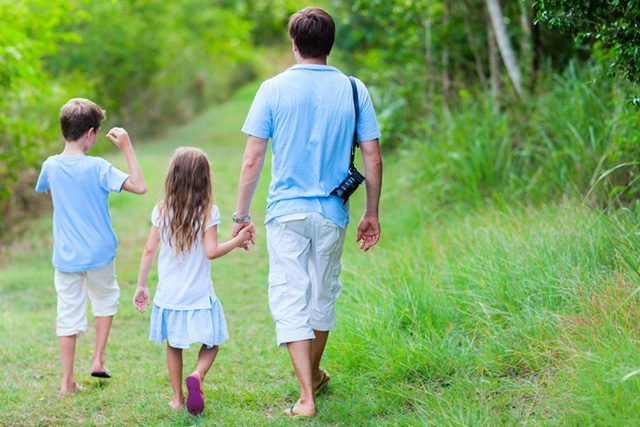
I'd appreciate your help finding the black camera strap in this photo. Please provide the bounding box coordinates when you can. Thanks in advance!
[348,76,359,169]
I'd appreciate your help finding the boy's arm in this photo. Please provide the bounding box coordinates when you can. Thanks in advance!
[106,127,147,195]
[204,224,255,260]
[133,226,160,313]
[357,139,383,252]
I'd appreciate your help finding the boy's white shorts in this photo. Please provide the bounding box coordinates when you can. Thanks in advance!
[266,212,346,348]
[54,262,120,336]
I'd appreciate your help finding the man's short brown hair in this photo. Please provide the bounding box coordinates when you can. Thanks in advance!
[60,98,106,141]
[288,7,335,58]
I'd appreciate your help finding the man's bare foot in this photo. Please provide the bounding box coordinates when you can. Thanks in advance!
[59,382,85,397]
[283,398,315,417]
[168,397,185,410]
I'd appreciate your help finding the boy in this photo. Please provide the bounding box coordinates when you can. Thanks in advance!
[35,98,146,396]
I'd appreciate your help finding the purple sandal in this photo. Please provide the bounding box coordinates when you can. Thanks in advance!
[185,375,205,415]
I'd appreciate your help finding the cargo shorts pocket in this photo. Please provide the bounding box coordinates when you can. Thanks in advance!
[268,269,288,321]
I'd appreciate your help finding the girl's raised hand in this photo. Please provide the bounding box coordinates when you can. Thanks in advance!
[133,286,150,313]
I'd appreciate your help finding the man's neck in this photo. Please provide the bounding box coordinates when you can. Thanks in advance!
[297,56,328,65]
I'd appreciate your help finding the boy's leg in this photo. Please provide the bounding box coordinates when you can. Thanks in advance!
[167,345,185,409]
[86,263,120,374]
[54,269,88,396]
[92,316,113,373]
[59,335,82,395]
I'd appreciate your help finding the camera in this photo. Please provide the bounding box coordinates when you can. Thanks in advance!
[331,166,365,203]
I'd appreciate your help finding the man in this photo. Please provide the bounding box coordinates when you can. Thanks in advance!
[232,7,383,418]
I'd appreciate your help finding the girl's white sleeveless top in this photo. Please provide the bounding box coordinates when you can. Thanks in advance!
[151,204,221,310]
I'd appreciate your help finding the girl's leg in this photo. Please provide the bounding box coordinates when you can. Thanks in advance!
[189,345,219,381]
[185,345,218,415]
[91,316,113,373]
[167,345,185,410]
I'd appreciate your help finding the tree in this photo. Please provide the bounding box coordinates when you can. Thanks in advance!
[486,0,523,97]
[534,0,640,83]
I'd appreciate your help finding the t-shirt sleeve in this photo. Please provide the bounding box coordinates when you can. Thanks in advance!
[205,205,221,230]
[98,159,129,193]
[151,204,161,228]
[241,82,272,139]
[355,78,381,142]
[35,160,50,192]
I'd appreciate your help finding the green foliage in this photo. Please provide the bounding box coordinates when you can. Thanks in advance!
[48,0,255,135]
[329,0,577,149]
[229,0,306,45]
[535,0,640,83]
[0,0,88,229]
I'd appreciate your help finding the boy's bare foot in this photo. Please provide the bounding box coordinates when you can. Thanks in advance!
[91,355,107,374]
[168,397,185,410]
[59,382,85,397]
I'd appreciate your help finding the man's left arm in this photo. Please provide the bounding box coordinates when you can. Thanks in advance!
[357,139,383,252]
[233,135,268,242]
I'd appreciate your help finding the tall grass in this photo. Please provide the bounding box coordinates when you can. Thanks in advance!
[408,63,640,208]
[337,197,640,424]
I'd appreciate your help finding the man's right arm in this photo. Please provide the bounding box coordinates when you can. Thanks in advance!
[357,139,383,252]
[232,135,268,241]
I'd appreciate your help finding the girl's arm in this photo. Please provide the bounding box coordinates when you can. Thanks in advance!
[204,224,254,260]
[133,226,160,312]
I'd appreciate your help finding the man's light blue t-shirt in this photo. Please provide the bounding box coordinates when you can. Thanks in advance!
[35,154,129,272]
[242,64,381,229]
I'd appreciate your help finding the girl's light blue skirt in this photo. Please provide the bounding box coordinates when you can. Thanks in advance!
[149,297,229,349]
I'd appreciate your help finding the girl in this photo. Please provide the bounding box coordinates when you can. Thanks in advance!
[133,147,254,415]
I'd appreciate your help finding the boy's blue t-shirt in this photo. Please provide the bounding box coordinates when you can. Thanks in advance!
[242,64,381,228]
[35,154,129,272]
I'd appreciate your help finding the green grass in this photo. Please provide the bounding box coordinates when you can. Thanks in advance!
[2,78,640,425]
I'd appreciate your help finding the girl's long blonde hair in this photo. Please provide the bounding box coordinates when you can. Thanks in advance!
[159,147,213,254]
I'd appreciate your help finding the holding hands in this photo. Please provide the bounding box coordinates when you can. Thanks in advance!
[233,222,256,251]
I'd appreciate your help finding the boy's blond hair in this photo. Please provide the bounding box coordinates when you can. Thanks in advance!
[60,98,106,141]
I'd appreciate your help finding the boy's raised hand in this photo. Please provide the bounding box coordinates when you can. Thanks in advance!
[106,127,132,149]
[133,286,150,313]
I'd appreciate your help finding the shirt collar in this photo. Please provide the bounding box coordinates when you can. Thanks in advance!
[289,64,340,72]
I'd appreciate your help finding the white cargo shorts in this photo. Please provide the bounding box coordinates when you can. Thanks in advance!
[54,261,120,336]
[266,212,346,348]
